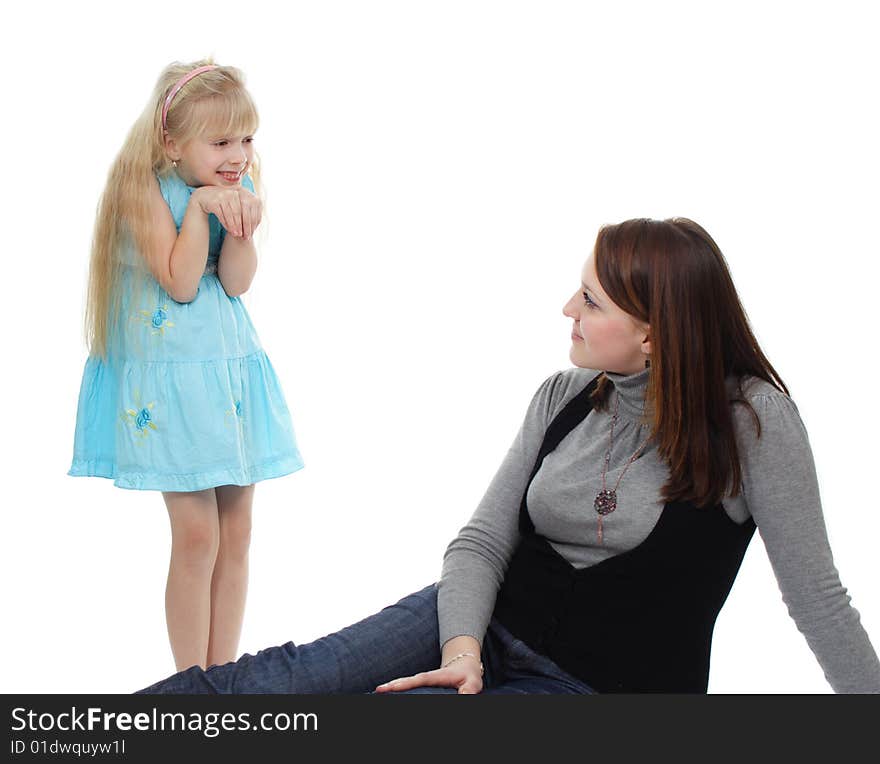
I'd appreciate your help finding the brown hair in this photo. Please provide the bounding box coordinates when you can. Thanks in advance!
[590,217,788,508]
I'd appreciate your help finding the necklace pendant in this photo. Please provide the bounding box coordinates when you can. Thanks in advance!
[594,488,617,516]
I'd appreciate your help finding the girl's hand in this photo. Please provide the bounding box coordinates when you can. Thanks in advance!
[234,185,262,240]
[374,655,484,695]
[193,185,262,239]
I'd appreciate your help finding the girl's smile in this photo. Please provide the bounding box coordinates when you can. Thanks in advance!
[217,169,245,184]
[166,133,255,188]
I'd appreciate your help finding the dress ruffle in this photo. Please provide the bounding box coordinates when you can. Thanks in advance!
[69,347,304,491]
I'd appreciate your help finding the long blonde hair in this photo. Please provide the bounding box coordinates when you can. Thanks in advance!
[85,58,262,358]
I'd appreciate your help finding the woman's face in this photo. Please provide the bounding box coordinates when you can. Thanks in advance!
[562,253,651,375]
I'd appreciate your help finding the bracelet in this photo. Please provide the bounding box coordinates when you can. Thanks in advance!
[442,652,484,675]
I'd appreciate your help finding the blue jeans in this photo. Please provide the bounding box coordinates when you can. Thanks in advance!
[135,584,595,694]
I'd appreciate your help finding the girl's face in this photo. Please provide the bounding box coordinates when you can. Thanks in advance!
[165,130,255,188]
[562,253,651,375]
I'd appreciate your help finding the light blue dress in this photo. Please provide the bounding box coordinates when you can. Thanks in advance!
[69,171,304,491]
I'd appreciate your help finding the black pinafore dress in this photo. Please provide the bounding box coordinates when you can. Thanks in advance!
[493,375,756,693]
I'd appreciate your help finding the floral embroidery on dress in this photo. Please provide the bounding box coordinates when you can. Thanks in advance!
[134,304,175,336]
[225,399,244,434]
[122,391,158,439]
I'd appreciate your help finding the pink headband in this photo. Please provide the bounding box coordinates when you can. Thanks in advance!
[161,65,219,131]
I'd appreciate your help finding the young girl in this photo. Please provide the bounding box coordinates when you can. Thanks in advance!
[137,217,879,694]
[69,60,304,672]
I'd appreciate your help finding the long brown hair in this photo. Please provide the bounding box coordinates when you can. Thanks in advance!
[84,59,262,358]
[591,217,788,508]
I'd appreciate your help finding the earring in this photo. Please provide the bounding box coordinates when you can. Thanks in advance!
[172,160,178,168]
[645,357,651,369]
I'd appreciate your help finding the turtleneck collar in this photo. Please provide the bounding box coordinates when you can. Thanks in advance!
[604,366,651,422]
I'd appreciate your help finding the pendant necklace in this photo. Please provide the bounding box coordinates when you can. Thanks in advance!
[593,392,652,545]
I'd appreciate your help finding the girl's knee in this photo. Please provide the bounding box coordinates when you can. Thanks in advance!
[171,520,220,568]
[218,511,252,560]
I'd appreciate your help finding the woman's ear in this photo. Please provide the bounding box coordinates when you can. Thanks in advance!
[641,328,652,358]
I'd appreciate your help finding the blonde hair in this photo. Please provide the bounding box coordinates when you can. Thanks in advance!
[85,58,262,358]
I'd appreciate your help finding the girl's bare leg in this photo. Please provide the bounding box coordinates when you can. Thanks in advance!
[162,489,220,671]
[206,483,254,667]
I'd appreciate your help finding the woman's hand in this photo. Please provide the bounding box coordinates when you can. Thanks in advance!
[192,185,262,240]
[375,654,484,695]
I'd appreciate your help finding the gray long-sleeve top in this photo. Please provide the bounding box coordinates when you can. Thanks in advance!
[438,366,880,693]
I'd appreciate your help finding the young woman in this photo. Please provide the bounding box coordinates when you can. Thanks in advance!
[138,217,880,694]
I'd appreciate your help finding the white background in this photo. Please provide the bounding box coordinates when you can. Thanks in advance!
[2,0,878,693]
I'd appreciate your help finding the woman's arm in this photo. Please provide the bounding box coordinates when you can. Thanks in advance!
[377,370,595,693]
[735,387,880,693]
[437,369,599,649]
